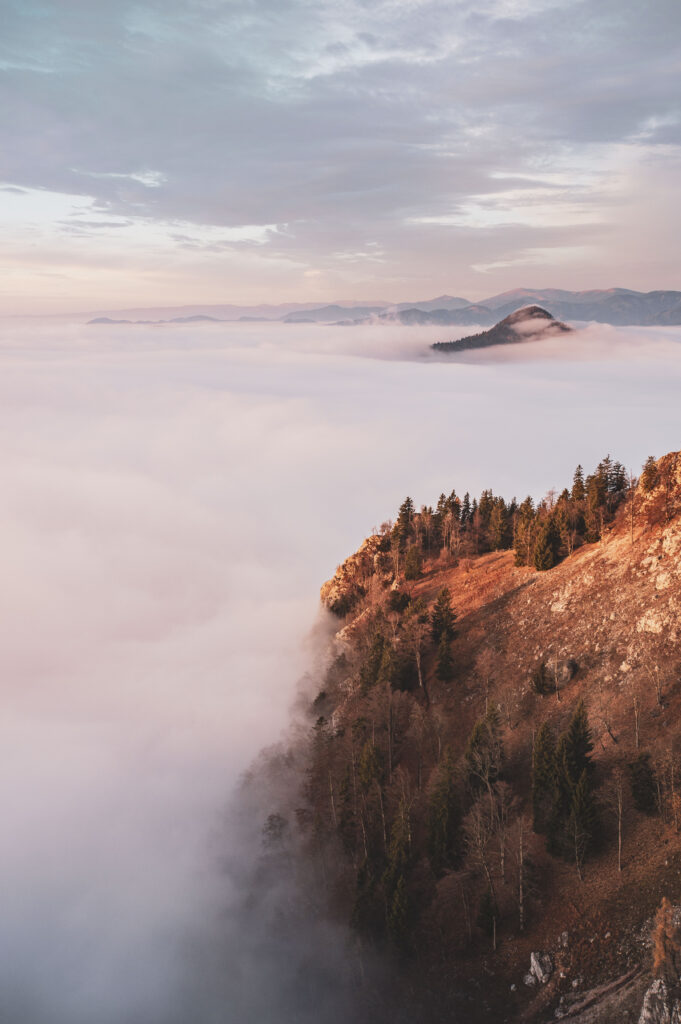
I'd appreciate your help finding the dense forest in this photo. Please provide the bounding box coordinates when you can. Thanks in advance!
[253,451,681,1023]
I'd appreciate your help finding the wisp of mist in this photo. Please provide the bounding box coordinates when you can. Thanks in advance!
[1,317,681,1022]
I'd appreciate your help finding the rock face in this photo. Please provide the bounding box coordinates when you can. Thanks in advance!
[638,979,681,1024]
[320,535,384,616]
[432,305,572,354]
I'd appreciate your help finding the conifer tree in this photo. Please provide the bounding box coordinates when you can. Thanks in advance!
[404,545,421,580]
[360,631,386,694]
[532,723,556,834]
[427,753,459,875]
[461,492,471,525]
[435,635,455,683]
[547,702,596,859]
[513,496,535,566]
[383,800,412,950]
[571,465,586,503]
[569,768,597,879]
[359,741,383,792]
[533,515,560,571]
[641,455,659,492]
[488,498,509,550]
[396,497,415,549]
[563,699,594,783]
[431,586,456,643]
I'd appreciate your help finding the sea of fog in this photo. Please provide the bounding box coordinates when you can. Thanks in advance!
[1,317,681,1022]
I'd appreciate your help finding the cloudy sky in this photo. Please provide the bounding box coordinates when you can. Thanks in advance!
[1,0,680,313]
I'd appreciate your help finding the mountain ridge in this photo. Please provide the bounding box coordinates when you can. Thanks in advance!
[80,287,681,328]
[250,449,681,1024]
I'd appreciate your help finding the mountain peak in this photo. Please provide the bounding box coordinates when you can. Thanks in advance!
[432,304,571,354]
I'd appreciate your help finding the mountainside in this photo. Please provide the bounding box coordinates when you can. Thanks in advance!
[432,305,572,354]
[253,450,681,1024]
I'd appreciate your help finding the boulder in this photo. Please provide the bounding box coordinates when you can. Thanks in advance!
[530,951,553,984]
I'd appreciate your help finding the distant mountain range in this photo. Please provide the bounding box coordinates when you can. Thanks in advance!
[89,314,222,325]
[85,287,681,327]
[381,288,681,327]
[431,305,572,354]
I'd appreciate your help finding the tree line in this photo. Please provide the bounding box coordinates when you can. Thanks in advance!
[384,454,667,576]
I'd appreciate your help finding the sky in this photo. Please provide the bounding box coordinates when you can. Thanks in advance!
[1,0,680,313]
[2,317,681,1022]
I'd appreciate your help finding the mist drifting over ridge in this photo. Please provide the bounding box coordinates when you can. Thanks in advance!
[2,317,681,1022]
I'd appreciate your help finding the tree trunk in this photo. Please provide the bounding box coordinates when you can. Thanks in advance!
[518,820,525,932]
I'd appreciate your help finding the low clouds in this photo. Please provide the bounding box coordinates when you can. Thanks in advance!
[2,317,681,1020]
[1,0,680,309]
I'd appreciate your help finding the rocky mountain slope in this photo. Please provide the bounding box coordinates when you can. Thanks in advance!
[271,450,681,1024]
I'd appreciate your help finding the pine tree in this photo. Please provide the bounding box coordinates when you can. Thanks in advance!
[383,800,412,951]
[396,497,415,549]
[532,723,557,834]
[513,496,535,566]
[641,455,659,492]
[533,515,560,571]
[547,702,596,860]
[569,768,597,879]
[360,631,386,694]
[404,545,421,580]
[435,635,455,682]
[358,741,383,792]
[461,492,471,525]
[571,465,586,502]
[431,586,455,643]
[488,498,509,550]
[563,700,594,784]
[427,753,459,875]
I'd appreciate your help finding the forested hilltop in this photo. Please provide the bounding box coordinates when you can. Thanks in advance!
[250,451,681,1024]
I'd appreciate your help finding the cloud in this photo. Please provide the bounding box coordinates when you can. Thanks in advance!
[2,315,681,1021]
[1,0,680,309]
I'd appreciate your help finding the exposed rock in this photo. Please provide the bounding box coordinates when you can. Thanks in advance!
[524,972,537,987]
[531,951,553,984]
[637,978,681,1024]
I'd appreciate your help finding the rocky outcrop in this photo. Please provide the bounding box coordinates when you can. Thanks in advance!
[638,979,681,1024]
[321,535,385,616]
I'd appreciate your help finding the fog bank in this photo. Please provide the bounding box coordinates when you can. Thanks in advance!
[1,317,680,1021]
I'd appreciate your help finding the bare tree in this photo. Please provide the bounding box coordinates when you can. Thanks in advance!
[402,602,431,705]
[463,797,497,909]
[627,469,637,546]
